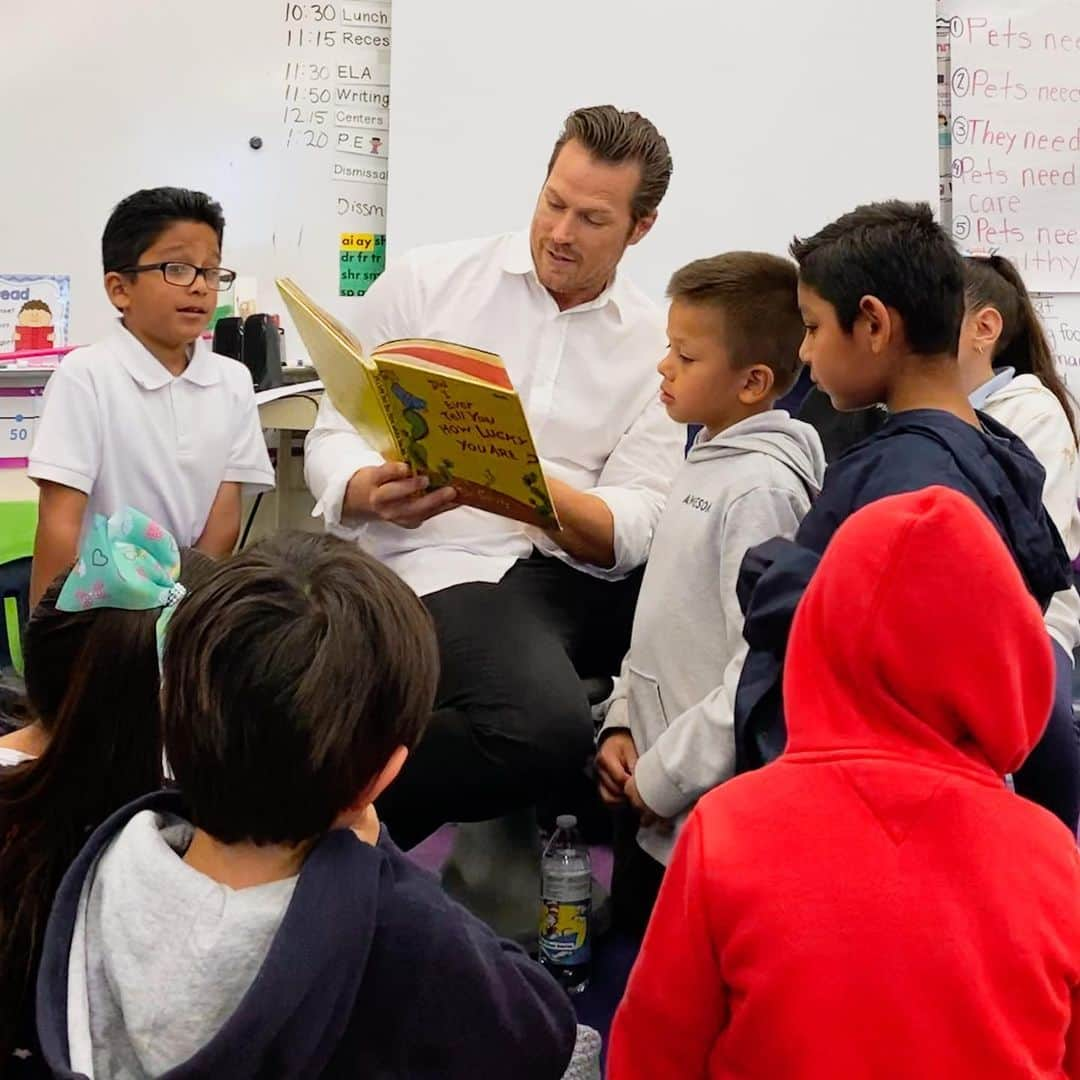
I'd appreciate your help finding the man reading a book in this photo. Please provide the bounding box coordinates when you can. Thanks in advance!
[305,105,684,849]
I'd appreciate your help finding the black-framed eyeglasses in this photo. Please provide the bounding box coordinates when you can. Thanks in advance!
[114,262,237,291]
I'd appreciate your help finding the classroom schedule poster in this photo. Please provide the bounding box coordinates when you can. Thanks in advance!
[937,0,953,229]
[279,0,391,298]
[0,273,70,354]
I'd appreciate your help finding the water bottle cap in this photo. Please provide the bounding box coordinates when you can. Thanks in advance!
[555,814,577,830]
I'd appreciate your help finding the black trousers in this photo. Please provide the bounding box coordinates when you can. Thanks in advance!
[1013,641,1080,835]
[377,552,643,850]
[610,806,666,938]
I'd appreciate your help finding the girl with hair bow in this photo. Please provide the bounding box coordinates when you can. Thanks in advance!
[0,509,214,1077]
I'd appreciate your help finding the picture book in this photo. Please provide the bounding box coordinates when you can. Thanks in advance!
[276,277,559,529]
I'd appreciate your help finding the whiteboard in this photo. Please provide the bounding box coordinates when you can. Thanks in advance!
[1,0,941,357]
[0,1,391,357]
[947,0,1080,291]
[387,0,941,301]
[1034,292,1080,395]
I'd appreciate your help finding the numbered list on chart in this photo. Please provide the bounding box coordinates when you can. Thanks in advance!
[948,1,1080,291]
[281,0,390,296]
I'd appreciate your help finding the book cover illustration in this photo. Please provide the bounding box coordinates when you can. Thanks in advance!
[275,277,558,530]
[374,356,557,528]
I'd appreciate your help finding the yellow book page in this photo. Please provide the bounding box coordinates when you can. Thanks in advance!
[372,355,560,530]
[275,278,398,459]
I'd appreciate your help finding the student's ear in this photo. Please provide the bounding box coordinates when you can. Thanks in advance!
[627,211,657,247]
[857,295,893,355]
[337,744,410,824]
[104,271,134,313]
[367,744,409,804]
[969,303,1004,355]
[739,364,775,405]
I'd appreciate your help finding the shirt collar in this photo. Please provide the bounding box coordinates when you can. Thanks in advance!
[112,322,222,389]
[969,366,1015,409]
[500,230,627,320]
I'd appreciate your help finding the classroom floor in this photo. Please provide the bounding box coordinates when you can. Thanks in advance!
[408,826,636,1059]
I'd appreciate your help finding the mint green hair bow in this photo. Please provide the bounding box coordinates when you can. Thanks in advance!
[56,508,186,657]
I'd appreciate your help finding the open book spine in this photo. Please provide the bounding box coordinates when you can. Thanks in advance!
[368,367,402,462]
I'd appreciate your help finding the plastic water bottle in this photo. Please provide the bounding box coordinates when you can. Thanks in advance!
[539,814,591,993]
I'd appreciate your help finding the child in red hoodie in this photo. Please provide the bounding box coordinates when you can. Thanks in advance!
[609,486,1080,1080]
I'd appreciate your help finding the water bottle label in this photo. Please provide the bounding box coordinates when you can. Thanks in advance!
[539,898,591,967]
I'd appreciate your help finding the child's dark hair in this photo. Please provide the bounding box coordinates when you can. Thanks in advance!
[0,549,213,1060]
[102,187,225,273]
[790,200,965,356]
[162,532,439,847]
[18,300,51,314]
[963,254,1077,445]
[668,252,803,396]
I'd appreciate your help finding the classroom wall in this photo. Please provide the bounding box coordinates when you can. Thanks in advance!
[2,0,941,356]
[0,2,392,356]
[387,0,941,301]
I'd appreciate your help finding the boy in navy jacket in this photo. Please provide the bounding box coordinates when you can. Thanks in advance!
[35,533,576,1080]
[733,201,1077,833]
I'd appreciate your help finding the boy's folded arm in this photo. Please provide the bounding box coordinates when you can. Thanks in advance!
[405,888,577,1078]
[597,652,632,742]
[734,522,823,772]
[608,811,728,1078]
[738,537,821,655]
[635,487,813,816]
[633,642,746,819]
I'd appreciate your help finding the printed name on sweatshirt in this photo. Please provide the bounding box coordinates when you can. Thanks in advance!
[683,493,712,513]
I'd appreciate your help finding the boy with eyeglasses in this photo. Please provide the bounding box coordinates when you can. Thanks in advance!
[28,187,274,603]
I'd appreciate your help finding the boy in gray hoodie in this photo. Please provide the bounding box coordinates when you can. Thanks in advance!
[596,252,825,935]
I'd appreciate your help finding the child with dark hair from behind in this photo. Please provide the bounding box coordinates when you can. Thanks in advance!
[28,186,274,606]
[595,252,824,936]
[0,509,212,1077]
[733,201,1078,833]
[610,486,1080,1079]
[35,532,577,1080]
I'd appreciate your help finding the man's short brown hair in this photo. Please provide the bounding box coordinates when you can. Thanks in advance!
[667,252,804,397]
[162,532,439,846]
[548,105,672,222]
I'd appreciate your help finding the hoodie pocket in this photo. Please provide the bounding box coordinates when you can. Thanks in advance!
[627,664,670,753]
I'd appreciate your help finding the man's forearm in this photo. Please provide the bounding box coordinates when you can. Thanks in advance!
[543,477,616,568]
[342,466,378,521]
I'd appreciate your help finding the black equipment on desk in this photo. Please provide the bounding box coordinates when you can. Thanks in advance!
[212,314,284,391]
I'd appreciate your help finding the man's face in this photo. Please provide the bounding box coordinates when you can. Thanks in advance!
[529,139,654,310]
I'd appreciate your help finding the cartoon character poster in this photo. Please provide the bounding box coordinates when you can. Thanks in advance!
[0,274,70,354]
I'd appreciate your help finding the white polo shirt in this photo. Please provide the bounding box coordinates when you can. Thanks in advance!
[29,322,274,545]
[304,230,685,597]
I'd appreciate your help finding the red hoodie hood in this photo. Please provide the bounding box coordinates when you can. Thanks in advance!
[784,486,1054,777]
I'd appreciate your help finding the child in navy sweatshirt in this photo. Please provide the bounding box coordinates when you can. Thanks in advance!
[733,201,1077,833]
[35,532,576,1080]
